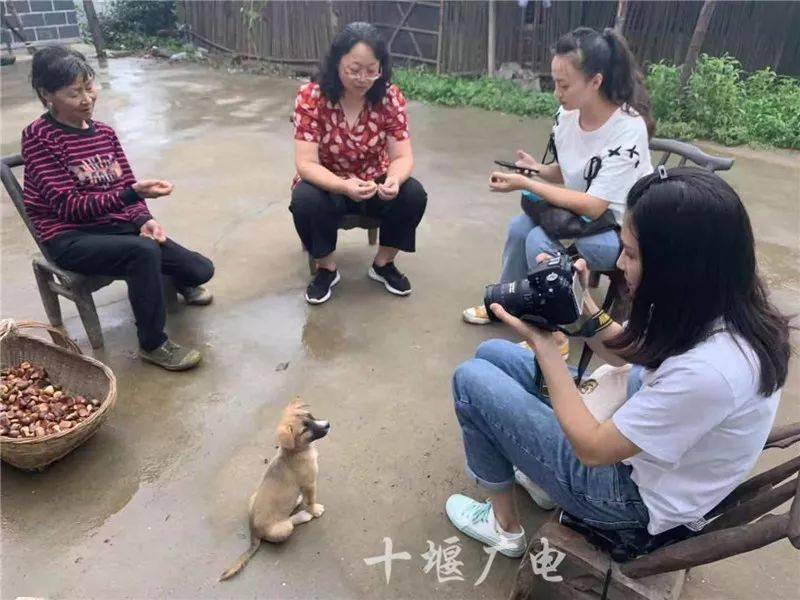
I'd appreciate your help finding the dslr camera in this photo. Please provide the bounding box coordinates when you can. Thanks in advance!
[484,254,582,329]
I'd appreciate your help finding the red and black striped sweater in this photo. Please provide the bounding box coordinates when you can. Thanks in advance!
[21,114,152,243]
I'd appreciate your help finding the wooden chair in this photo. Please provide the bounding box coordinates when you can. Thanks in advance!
[509,421,800,599]
[305,213,379,275]
[1,153,178,349]
[650,138,735,171]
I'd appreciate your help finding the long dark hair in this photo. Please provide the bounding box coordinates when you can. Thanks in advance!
[31,45,95,105]
[607,167,791,395]
[554,27,654,137]
[316,22,392,105]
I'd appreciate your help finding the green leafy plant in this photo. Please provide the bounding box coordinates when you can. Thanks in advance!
[742,69,800,148]
[97,0,178,50]
[684,54,746,143]
[393,68,558,118]
[646,62,682,123]
[395,54,799,148]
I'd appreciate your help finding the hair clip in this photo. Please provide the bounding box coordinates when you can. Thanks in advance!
[658,165,668,181]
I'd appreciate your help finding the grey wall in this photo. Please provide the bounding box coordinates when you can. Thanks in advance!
[1,1,80,48]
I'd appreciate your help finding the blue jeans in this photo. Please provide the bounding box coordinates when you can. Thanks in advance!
[453,339,649,531]
[500,213,621,283]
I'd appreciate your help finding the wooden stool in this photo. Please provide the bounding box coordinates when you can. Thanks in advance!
[306,213,380,275]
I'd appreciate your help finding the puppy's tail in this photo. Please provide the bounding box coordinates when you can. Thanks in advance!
[219,537,261,581]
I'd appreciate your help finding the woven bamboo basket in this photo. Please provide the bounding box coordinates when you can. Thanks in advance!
[0,319,117,471]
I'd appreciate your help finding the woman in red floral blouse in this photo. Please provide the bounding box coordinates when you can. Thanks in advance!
[290,22,427,304]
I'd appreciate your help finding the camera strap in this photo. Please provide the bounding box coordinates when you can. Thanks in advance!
[542,132,558,165]
[575,341,593,385]
[532,336,593,397]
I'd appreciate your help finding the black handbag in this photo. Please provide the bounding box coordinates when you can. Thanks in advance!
[521,136,619,239]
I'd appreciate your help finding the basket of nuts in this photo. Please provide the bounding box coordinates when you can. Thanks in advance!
[0,319,116,471]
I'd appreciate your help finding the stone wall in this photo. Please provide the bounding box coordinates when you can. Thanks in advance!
[1,1,81,48]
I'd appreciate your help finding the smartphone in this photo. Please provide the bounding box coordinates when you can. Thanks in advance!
[571,266,586,315]
[494,159,539,175]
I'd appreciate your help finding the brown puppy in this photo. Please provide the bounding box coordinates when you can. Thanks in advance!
[219,398,330,581]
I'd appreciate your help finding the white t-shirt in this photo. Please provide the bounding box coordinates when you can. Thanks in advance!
[553,106,653,223]
[612,329,781,535]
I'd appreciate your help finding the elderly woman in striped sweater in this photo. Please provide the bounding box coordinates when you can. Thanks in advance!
[21,46,214,371]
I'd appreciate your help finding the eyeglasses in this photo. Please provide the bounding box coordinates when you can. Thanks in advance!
[342,66,382,81]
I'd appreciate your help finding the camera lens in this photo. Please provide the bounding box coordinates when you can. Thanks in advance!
[482,255,581,328]
[483,279,534,322]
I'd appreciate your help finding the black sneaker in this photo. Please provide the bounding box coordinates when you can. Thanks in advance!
[368,262,411,296]
[305,268,340,304]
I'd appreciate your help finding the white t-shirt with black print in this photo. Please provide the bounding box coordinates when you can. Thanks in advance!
[612,328,781,535]
[553,106,653,224]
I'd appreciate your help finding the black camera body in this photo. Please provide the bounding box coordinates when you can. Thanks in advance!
[484,254,581,329]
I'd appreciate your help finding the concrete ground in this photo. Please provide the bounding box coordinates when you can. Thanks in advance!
[1,51,798,600]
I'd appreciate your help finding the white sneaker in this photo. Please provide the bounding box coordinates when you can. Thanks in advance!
[462,304,491,325]
[514,468,557,510]
[445,494,527,558]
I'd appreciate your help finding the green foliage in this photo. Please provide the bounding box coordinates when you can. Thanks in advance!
[395,55,800,148]
[684,54,746,144]
[742,69,800,148]
[393,54,800,149]
[393,68,559,118]
[98,0,178,50]
[645,54,800,148]
[646,62,682,123]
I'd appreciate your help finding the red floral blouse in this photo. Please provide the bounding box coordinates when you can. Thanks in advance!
[293,82,410,186]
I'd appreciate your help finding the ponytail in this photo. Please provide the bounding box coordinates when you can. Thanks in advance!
[554,27,655,137]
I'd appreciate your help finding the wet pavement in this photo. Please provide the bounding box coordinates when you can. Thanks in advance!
[1,50,798,599]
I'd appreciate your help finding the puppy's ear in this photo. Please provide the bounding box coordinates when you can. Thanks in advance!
[276,424,295,450]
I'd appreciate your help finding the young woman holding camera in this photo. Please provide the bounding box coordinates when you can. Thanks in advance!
[445,167,791,558]
[463,26,654,325]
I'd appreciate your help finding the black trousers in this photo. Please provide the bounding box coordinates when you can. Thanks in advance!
[289,178,428,259]
[45,224,214,351]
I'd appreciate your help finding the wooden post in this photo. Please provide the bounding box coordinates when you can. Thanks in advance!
[614,0,629,33]
[487,0,496,76]
[516,3,525,67]
[680,0,717,88]
[327,0,338,39]
[436,0,444,74]
[83,0,107,59]
[4,2,36,54]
